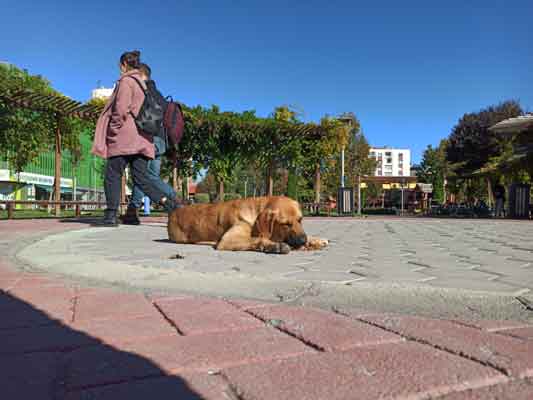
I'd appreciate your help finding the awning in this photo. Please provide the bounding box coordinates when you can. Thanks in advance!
[34,184,73,194]
[489,114,533,134]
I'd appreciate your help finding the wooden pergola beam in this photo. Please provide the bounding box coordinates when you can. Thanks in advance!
[0,87,103,216]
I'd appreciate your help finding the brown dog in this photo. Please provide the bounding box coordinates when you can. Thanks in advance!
[167,196,327,254]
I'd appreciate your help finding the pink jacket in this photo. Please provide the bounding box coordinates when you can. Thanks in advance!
[91,70,155,159]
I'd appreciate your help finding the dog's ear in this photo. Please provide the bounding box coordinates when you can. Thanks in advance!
[252,209,278,238]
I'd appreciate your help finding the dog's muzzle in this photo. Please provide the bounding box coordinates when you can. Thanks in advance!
[287,234,307,248]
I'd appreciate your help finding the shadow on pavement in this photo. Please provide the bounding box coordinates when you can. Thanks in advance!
[0,290,206,399]
[59,217,102,225]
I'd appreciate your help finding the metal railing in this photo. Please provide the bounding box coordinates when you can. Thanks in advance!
[0,200,113,219]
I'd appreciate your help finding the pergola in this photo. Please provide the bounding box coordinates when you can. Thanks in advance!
[361,175,417,189]
[488,114,533,174]
[489,114,533,135]
[0,86,104,215]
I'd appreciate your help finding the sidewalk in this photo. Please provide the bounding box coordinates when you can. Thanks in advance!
[1,219,533,399]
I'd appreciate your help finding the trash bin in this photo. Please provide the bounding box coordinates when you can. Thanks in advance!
[337,187,354,215]
[508,183,530,219]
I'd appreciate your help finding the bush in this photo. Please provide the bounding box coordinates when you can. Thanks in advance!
[223,193,242,201]
[193,193,210,203]
[363,208,396,215]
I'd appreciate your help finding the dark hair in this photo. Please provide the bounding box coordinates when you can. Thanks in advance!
[139,63,151,79]
[119,50,141,70]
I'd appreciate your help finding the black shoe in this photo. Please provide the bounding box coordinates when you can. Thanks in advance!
[94,210,119,227]
[120,207,140,225]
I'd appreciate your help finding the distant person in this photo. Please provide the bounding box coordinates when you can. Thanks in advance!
[92,50,178,226]
[493,184,506,218]
[121,63,177,225]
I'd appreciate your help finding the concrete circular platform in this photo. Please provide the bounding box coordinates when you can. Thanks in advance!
[14,218,533,322]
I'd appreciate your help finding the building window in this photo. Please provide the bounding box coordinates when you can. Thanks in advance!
[385,152,392,156]
[398,171,403,176]
[369,152,375,158]
[384,172,392,176]
[386,157,392,164]
[398,153,403,161]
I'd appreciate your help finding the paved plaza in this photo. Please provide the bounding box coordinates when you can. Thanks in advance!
[14,218,533,321]
[1,218,533,399]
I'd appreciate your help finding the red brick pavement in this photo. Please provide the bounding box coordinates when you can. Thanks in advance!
[1,219,533,399]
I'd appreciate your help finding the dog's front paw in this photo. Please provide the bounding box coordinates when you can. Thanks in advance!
[301,237,329,250]
[264,242,291,254]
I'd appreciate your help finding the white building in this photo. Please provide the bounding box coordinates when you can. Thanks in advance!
[91,86,114,100]
[369,147,411,177]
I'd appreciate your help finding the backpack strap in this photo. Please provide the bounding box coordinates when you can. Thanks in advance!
[126,75,147,93]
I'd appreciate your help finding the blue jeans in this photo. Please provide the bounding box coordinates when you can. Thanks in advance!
[129,136,175,208]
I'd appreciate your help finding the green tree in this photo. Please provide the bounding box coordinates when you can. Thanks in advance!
[0,64,56,171]
[446,100,523,176]
[345,131,375,187]
[418,140,449,203]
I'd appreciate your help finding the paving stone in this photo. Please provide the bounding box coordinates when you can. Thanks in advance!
[0,277,19,290]
[0,301,72,329]
[222,342,507,400]
[153,297,263,334]
[168,309,262,335]
[8,285,75,307]
[65,327,314,390]
[9,275,69,289]
[454,319,533,332]
[65,372,231,400]
[69,315,178,346]
[0,352,63,400]
[283,270,359,283]
[224,298,276,310]
[498,327,533,341]
[145,293,194,303]
[249,305,402,351]
[0,267,22,280]
[361,315,533,378]
[0,323,99,355]
[437,378,533,399]
[75,292,158,322]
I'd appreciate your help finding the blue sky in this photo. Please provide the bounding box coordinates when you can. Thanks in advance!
[1,0,532,163]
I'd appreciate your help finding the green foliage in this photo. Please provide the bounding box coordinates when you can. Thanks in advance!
[345,131,375,187]
[446,100,523,176]
[365,182,383,207]
[0,63,94,172]
[1,64,362,205]
[0,64,57,171]
[418,140,449,203]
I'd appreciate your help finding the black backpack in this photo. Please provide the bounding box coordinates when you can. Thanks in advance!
[129,76,165,136]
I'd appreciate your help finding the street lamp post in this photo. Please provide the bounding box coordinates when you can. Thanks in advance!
[357,174,362,215]
[340,146,345,188]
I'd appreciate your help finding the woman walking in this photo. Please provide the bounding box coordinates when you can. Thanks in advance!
[92,50,177,226]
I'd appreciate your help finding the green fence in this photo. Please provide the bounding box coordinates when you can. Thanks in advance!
[1,132,105,189]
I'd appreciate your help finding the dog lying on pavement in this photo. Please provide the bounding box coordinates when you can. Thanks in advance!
[167,196,328,254]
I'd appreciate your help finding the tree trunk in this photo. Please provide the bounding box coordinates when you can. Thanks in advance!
[217,180,225,202]
[442,176,447,204]
[266,160,274,196]
[314,163,321,204]
[486,176,493,207]
[287,167,297,199]
[54,121,62,216]
[182,176,189,202]
[172,169,178,192]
